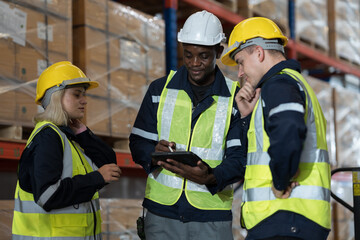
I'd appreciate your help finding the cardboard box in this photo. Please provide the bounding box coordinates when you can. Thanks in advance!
[0,39,16,81]
[73,0,165,137]
[86,96,111,135]
[16,0,71,17]
[110,104,138,137]
[73,0,108,30]
[0,0,72,125]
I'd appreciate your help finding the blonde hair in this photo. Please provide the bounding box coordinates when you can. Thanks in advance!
[33,90,69,126]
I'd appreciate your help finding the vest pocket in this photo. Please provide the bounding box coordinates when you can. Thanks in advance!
[51,214,88,236]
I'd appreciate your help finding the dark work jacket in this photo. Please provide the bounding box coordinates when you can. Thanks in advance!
[240,59,330,240]
[129,65,247,222]
[18,125,116,211]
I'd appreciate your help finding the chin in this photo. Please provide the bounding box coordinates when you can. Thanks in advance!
[191,77,206,85]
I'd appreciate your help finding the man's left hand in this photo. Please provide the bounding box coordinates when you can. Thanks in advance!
[271,181,299,199]
[158,159,216,185]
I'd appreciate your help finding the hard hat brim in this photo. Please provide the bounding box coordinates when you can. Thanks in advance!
[221,47,238,66]
[66,80,99,90]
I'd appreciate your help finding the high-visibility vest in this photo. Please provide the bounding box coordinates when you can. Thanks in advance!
[241,68,331,230]
[145,70,238,210]
[12,121,102,239]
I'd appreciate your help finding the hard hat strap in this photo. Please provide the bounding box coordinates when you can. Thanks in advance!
[240,37,284,53]
[41,85,62,109]
[41,78,90,109]
[229,37,284,60]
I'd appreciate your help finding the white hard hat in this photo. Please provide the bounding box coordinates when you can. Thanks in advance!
[178,10,226,46]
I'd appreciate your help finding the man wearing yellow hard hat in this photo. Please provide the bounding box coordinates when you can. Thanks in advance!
[222,17,331,239]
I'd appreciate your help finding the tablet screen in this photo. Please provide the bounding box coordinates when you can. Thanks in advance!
[151,151,202,167]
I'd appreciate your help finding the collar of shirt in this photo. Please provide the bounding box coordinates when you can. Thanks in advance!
[256,59,302,89]
[59,125,77,140]
[166,65,232,99]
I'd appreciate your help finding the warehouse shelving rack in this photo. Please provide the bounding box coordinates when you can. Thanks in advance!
[0,138,144,177]
[175,0,360,78]
[1,0,360,177]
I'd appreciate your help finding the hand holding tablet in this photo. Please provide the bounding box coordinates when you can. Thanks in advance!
[151,151,202,167]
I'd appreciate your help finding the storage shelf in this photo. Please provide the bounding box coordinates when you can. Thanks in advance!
[0,138,144,176]
[179,0,360,78]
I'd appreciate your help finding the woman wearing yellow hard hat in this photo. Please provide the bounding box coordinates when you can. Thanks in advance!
[221,17,331,240]
[12,61,122,239]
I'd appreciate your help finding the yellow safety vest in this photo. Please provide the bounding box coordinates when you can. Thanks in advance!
[12,121,102,239]
[241,69,331,230]
[145,70,238,210]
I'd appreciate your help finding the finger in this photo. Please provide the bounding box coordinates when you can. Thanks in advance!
[251,88,261,101]
[240,89,256,101]
[159,161,182,174]
[169,142,176,149]
[197,161,208,171]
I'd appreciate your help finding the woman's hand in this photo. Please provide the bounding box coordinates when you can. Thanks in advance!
[98,163,122,183]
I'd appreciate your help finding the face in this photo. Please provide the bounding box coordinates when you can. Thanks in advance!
[62,86,87,120]
[233,46,263,88]
[182,44,223,86]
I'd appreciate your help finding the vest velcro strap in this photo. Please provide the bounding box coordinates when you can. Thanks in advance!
[12,234,102,240]
[247,152,271,165]
[37,180,62,207]
[300,148,329,164]
[244,185,330,202]
[269,102,304,117]
[187,181,233,193]
[131,127,158,141]
[15,197,100,214]
[149,171,183,189]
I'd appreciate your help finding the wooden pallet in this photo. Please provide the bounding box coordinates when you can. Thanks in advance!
[297,36,329,55]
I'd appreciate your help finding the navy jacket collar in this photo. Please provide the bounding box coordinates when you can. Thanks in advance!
[166,65,232,98]
[256,59,302,88]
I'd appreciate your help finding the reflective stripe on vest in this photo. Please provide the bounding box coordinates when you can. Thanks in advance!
[12,121,102,239]
[145,71,237,210]
[242,69,331,230]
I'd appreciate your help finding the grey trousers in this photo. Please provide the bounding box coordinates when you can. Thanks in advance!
[144,211,233,240]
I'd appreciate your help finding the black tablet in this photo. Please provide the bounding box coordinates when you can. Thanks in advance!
[151,151,202,167]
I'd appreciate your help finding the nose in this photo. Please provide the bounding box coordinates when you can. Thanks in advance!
[237,65,244,79]
[80,95,87,105]
[191,56,201,67]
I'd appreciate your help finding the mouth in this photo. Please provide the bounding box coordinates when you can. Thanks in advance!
[190,69,203,75]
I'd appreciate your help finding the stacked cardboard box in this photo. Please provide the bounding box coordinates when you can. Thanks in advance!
[0,0,72,127]
[73,0,165,138]
[296,0,329,51]
[237,0,289,38]
[335,0,360,65]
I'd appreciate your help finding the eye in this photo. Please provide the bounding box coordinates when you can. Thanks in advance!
[200,53,209,60]
[185,54,192,59]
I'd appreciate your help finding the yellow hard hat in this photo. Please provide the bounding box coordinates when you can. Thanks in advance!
[221,17,288,66]
[35,61,98,105]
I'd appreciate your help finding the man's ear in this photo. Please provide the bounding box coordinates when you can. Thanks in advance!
[255,46,265,62]
[216,45,224,59]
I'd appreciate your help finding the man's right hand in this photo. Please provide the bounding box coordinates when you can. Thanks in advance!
[152,140,176,166]
[155,139,176,152]
[235,82,261,118]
